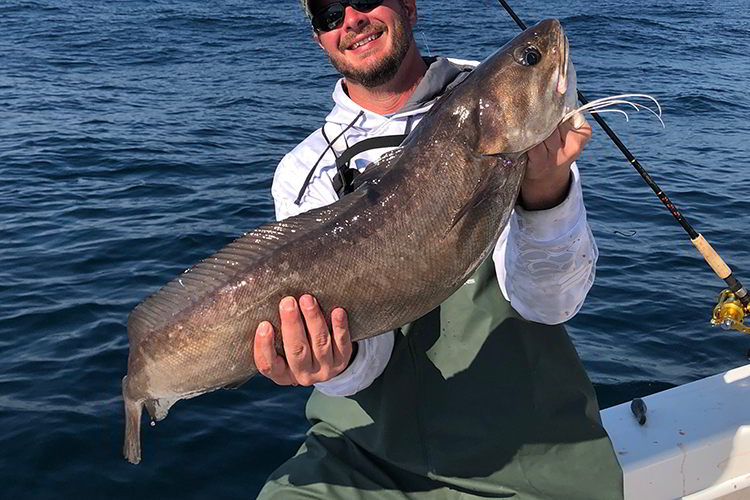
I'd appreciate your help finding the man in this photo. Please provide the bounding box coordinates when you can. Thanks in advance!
[255,1,623,498]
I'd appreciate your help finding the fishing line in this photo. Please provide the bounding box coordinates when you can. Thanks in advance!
[495,0,750,321]
[613,230,637,238]
[419,31,432,57]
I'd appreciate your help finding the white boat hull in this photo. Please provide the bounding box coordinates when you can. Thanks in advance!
[601,364,750,499]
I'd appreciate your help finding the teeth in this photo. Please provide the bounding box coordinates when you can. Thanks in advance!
[351,33,379,49]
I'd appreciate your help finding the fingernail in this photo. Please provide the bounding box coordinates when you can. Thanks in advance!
[257,322,269,337]
[281,297,296,312]
[332,308,346,323]
[300,295,315,310]
[571,112,585,130]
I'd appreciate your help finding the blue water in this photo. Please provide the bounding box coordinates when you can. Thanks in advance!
[2,0,749,497]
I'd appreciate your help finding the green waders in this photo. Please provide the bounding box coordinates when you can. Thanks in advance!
[258,259,623,499]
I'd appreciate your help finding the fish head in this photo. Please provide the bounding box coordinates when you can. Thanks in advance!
[471,18,577,156]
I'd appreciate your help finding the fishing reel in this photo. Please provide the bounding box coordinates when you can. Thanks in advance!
[711,289,750,334]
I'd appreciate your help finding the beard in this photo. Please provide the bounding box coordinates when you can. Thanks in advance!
[327,16,412,88]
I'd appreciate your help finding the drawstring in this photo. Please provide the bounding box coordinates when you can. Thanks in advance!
[321,125,354,201]
[294,110,364,206]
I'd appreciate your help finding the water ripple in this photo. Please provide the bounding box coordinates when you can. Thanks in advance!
[1,0,749,497]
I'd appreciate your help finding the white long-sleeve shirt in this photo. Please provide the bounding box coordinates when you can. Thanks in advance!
[271,57,598,397]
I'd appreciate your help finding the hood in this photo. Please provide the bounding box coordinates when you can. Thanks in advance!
[324,56,476,131]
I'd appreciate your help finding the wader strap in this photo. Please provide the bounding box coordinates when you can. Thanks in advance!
[332,134,407,197]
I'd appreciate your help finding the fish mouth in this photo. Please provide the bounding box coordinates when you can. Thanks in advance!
[556,24,579,123]
[557,26,569,95]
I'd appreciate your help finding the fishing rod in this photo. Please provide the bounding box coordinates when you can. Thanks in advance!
[496,0,750,334]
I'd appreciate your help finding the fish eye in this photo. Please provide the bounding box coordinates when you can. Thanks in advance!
[515,46,542,66]
[522,47,541,66]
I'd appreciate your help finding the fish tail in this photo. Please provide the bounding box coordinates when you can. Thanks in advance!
[122,376,143,464]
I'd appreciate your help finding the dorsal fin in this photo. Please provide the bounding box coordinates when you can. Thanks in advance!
[127,186,376,342]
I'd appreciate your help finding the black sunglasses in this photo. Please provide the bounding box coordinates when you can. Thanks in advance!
[311,0,385,33]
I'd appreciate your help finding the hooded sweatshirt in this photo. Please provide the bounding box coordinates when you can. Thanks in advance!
[271,57,599,396]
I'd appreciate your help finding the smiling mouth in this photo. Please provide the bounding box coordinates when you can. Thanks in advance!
[348,32,383,50]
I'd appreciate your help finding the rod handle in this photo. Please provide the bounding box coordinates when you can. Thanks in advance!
[691,234,731,279]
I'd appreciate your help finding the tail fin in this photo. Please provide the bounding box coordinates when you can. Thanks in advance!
[122,376,143,464]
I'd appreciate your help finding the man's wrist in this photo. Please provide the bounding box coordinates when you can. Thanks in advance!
[518,169,572,211]
[513,163,585,242]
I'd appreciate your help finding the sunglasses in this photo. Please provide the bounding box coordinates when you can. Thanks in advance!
[311,0,385,33]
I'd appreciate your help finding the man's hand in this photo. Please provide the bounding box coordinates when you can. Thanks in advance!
[253,295,354,386]
[520,116,592,210]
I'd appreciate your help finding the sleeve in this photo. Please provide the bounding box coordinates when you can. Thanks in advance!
[493,162,598,325]
[271,150,396,396]
[314,333,395,397]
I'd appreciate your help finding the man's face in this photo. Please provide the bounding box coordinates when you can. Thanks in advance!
[311,0,417,88]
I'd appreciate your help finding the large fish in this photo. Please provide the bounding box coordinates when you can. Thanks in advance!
[123,18,578,464]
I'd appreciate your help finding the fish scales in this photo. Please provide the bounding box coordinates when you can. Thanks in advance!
[123,19,578,463]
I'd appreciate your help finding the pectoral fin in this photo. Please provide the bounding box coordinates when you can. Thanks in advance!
[450,178,497,230]
[449,154,523,231]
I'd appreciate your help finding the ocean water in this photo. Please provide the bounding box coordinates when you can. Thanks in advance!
[2,0,749,497]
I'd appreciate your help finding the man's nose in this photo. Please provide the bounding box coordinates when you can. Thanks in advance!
[342,6,369,31]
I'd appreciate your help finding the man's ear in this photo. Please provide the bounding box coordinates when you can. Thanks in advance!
[403,0,418,25]
[313,31,324,49]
